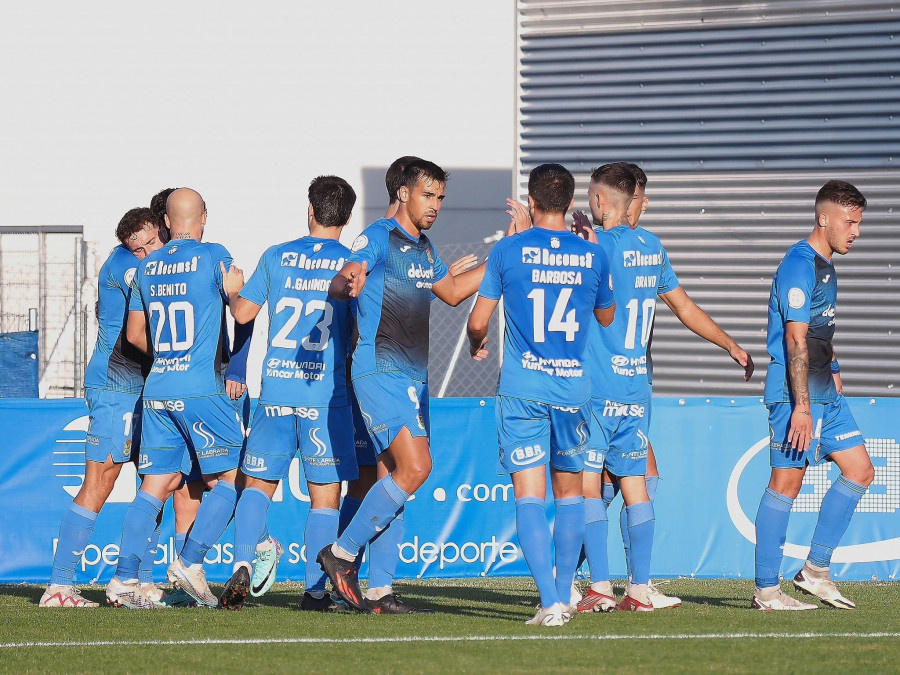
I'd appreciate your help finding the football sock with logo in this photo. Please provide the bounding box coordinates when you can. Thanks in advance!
[583,497,610,584]
[515,497,559,609]
[336,475,408,557]
[621,475,658,580]
[180,481,237,567]
[553,497,585,604]
[369,506,405,589]
[754,487,793,588]
[305,508,339,592]
[50,503,99,586]
[115,491,163,581]
[808,475,867,568]
[337,495,363,536]
[234,487,271,566]
[138,524,162,584]
[625,500,655,587]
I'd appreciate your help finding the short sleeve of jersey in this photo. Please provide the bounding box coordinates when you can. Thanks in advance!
[239,246,274,307]
[477,243,504,300]
[348,227,388,270]
[776,254,815,324]
[207,243,233,302]
[430,244,449,284]
[657,247,680,294]
[128,267,145,312]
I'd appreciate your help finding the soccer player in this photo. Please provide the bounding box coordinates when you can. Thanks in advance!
[753,180,873,610]
[468,163,615,626]
[574,163,753,613]
[318,158,490,613]
[337,156,479,613]
[40,208,163,608]
[218,175,359,611]
[106,187,248,609]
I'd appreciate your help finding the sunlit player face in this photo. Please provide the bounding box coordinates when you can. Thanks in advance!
[402,175,446,232]
[820,202,862,257]
[125,222,163,260]
[626,185,649,228]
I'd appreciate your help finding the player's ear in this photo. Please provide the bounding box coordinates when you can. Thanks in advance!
[399,185,410,203]
[567,196,575,211]
[308,203,315,224]
[527,194,536,213]
[641,197,649,213]
[819,214,827,228]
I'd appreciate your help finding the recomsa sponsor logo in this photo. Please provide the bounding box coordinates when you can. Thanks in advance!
[522,247,594,269]
[144,256,199,276]
[727,436,900,563]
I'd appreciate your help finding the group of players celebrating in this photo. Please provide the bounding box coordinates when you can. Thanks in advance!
[39,156,874,625]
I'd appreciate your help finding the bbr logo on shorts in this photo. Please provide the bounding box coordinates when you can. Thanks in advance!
[510,443,546,466]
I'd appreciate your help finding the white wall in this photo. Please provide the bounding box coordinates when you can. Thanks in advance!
[0,1,515,395]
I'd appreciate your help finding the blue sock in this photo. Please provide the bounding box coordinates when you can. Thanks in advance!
[808,476,867,568]
[515,497,558,609]
[336,476,408,557]
[583,498,609,583]
[338,495,363,536]
[115,491,163,581]
[622,475,660,580]
[305,508,339,592]
[369,506,405,588]
[553,497,585,604]
[258,527,271,545]
[138,525,161,584]
[175,532,187,557]
[181,481,237,567]
[754,488,794,588]
[50,504,98,586]
[234,487,271,566]
[626,501,655,586]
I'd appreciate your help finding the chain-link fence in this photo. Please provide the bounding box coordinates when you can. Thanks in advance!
[0,226,87,398]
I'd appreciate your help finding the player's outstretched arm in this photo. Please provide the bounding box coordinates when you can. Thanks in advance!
[329,261,367,301]
[449,254,479,276]
[126,309,150,354]
[432,261,487,307]
[831,350,843,393]
[658,286,754,381]
[467,296,499,361]
[220,262,245,303]
[785,320,813,451]
[230,297,262,325]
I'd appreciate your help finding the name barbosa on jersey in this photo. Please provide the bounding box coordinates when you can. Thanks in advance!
[531,269,583,285]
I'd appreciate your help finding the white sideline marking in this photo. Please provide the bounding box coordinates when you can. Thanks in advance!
[3,632,899,649]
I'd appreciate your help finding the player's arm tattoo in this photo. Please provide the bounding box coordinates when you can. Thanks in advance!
[787,339,811,410]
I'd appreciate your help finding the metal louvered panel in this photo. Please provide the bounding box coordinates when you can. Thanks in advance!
[515,2,900,397]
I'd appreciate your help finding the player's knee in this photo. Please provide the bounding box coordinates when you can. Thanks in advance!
[845,462,875,488]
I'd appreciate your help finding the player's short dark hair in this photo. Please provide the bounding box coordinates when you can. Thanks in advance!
[623,162,647,190]
[399,159,449,192]
[386,156,424,203]
[528,163,575,214]
[590,163,637,199]
[816,180,867,210]
[150,187,175,244]
[309,175,357,228]
[115,207,156,244]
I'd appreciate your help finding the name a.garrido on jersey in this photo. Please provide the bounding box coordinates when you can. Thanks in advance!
[622,250,663,268]
[280,252,346,271]
[284,277,329,292]
[522,247,595,270]
[144,257,200,276]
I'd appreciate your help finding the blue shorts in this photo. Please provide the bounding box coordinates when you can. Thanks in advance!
[350,392,377,467]
[139,395,244,476]
[768,396,863,468]
[243,403,358,484]
[181,392,249,486]
[495,395,588,475]
[586,398,650,477]
[84,389,142,464]
[352,371,430,454]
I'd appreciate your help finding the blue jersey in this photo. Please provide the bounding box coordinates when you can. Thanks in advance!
[587,225,679,404]
[130,239,232,399]
[348,218,449,381]
[764,240,838,405]
[240,237,354,407]
[479,227,614,407]
[84,245,150,394]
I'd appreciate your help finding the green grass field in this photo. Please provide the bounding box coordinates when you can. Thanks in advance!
[2,578,898,674]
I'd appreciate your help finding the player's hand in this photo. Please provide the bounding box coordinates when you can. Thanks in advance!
[571,211,597,243]
[505,199,531,236]
[470,336,490,361]
[449,254,479,276]
[220,262,245,298]
[729,345,755,381]
[345,261,368,298]
[225,378,247,400]
[833,371,843,394]
[788,407,814,452]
